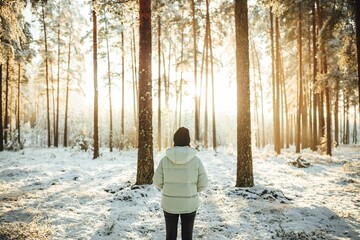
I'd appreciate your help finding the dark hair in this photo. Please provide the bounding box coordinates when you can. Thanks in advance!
[173,127,190,147]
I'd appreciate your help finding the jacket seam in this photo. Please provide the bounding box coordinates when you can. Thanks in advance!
[162,194,198,198]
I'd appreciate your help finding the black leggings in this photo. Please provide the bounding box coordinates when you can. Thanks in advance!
[164,211,196,240]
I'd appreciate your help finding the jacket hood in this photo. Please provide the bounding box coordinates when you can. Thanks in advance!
[166,146,197,164]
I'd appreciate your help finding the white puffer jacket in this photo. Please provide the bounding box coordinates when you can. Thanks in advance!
[153,146,208,214]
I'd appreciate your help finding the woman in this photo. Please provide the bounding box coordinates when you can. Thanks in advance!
[153,127,208,240]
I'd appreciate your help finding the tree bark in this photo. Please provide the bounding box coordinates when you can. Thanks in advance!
[131,27,138,147]
[17,63,21,144]
[175,22,185,130]
[270,9,276,151]
[51,61,56,146]
[104,15,113,152]
[163,44,171,147]
[355,0,360,107]
[345,96,349,144]
[253,44,265,147]
[42,4,51,148]
[251,46,260,148]
[4,58,9,144]
[157,15,161,151]
[334,79,339,146]
[136,0,153,185]
[296,3,303,153]
[179,24,184,127]
[64,37,71,147]
[353,105,357,143]
[92,0,99,158]
[55,10,60,147]
[163,43,171,147]
[311,1,318,151]
[121,27,125,149]
[274,16,281,154]
[204,0,210,149]
[307,23,312,149]
[342,93,346,144]
[0,64,3,151]
[279,56,289,148]
[317,0,331,155]
[207,0,217,151]
[235,0,253,187]
[191,0,200,143]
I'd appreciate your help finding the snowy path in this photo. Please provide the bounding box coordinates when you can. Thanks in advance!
[0,145,359,239]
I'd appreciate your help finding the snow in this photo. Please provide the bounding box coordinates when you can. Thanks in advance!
[0,145,359,239]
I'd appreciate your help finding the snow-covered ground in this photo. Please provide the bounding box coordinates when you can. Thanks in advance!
[0,145,359,239]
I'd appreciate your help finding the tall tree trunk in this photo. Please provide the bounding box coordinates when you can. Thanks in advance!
[342,93,346,144]
[92,0,99,158]
[157,15,161,151]
[253,44,265,148]
[180,27,184,127]
[132,26,138,102]
[307,23,312,148]
[339,99,343,144]
[302,86,308,149]
[355,0,360,107]
[290,114,294,145]
[235,0,253,187]
[42,4,51,148]
[131,27,138,147]
[204,29,209,149]
[353,105,357,143]
[319,93,325,143]
[64,37,71,147]
[176,22,185,129]
[204,5,209,149]
[334,79,339,146]
[17,63,21,144]
[325,88,331,155]
[191,0,200,143]
[121,28,125,149]
[270,9,276,151]
[55,12,60,147]
[311,1,318,151]
[207,0,217,151]
[9,85,13,135]
[316,0,325,145]
[104,15,113,152]
[251,46,260,148]
[0,64,3,151]
[4,58,9,144]
[161,43,170,147]
[345,97,349,144]
[50,61,56,146]
[280,61,284,148]
[280,56,289,148]
[199,36,206,144]
[317,0,331,155]
[136,0,153,185]
[164,45,171,147]
[274,16,281,154]
[296,3,303,153]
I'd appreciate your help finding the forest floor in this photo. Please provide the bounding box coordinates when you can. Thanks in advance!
[0,144,359,239]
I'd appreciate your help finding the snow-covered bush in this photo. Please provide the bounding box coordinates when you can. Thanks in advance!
[4,131,25,151]
[72,134,93,152]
